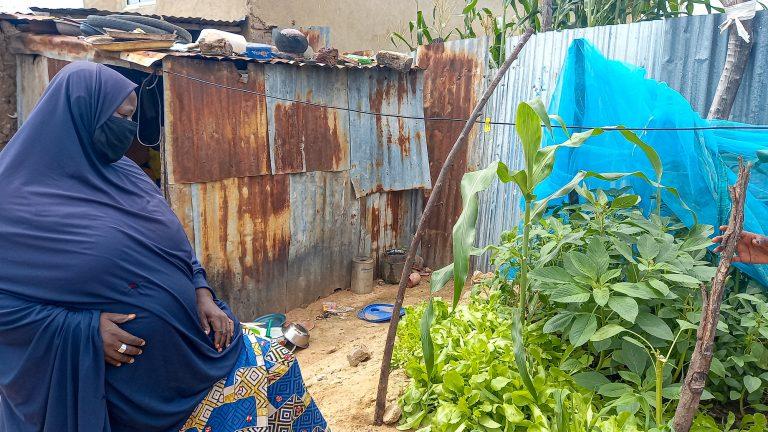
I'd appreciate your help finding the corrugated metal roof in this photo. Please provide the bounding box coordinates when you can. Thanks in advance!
[348,68,431,197]
[6,32,421,71]
[29,7,246,27]
[163,56,272,184]
[265,65,350,174]
[659,11,768,124]
[417,38,490,268]
[470,21,665,269]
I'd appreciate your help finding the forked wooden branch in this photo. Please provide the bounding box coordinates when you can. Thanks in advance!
[372,28,535,425]
[672,159,752,432]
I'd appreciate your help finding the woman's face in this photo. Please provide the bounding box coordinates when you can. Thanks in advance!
[90,91,139,164]
[115,92,138,120]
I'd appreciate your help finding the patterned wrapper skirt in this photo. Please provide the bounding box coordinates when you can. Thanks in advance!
[180,331,329,432]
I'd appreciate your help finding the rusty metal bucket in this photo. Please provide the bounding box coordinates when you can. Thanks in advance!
[381,249,406,284]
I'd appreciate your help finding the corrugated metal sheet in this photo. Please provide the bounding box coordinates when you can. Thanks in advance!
[659,11,768,124]
[264,65,350,174]
[189,175,291,320]
[416,38,489,268]
[348,68,431,197]
[16,54,48,125]
[359,189,424,272]
[163,56,271,184]
[288,171,359,306]
[471,21,665,269]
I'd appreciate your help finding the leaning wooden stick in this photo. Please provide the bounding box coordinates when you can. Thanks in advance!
[672,158,752,432]
[372,28,535,425]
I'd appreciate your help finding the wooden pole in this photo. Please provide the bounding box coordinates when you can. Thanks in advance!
[372,28,535,425]
[672,159,752,432]
[708,0,754,120]
[672,3,755,428]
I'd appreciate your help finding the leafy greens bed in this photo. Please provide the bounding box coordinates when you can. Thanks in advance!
[391,99,768,432]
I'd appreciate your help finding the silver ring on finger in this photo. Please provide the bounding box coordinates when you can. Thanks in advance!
[117,343,128,354]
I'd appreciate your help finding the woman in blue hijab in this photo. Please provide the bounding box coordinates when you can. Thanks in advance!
[0,62,327,432]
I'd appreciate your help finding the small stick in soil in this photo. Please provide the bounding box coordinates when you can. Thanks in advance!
[672,158,752,432]
[372,28,535,425]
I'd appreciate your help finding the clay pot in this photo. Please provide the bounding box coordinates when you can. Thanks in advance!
[407,272,422,288]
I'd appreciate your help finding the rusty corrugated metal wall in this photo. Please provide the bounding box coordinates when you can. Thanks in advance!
[162,56,429,319]
[416,39,489,269]
[164,58,271,183]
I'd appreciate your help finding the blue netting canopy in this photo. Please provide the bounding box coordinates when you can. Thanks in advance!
[537,39,768,286]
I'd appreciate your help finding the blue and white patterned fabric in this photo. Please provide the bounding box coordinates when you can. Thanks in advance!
[181,332,329,432]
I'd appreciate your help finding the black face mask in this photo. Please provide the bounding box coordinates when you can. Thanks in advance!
[92,116,138,164]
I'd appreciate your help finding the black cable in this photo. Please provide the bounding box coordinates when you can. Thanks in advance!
[163,70,768,132]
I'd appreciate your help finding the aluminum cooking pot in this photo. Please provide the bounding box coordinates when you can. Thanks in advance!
[281,322,310,349]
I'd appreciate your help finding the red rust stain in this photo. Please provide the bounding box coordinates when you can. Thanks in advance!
[369,77,386,146]
[369,203,381,252]
[302,29,322,51]
[166,58,270,184]
[396,118,410,156]
[369,75,414,156]
[272,98,347,174]
[386,192,403,236]
[396,75,407,107]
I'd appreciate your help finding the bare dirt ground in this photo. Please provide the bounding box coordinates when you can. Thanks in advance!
[286,280,453,432]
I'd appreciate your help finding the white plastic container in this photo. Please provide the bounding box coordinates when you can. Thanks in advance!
[197,29,247,54]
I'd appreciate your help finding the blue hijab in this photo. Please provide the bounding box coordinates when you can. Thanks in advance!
[0,62,242,431]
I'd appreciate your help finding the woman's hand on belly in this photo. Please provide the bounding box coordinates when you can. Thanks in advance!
[195,288,234,352]
[100,312,146,367]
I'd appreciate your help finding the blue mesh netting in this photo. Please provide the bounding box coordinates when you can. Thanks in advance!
[536,39,768,286]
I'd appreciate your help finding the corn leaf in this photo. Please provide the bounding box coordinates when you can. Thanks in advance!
[497,162,530,196]
[430,263,454,293]
[516,101,543,185]
[451,161,501,309]
[420,298,436,379]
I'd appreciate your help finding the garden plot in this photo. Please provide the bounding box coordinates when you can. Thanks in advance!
[386,100,768,432]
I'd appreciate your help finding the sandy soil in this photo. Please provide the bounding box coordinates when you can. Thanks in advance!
[286,280,453,432]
